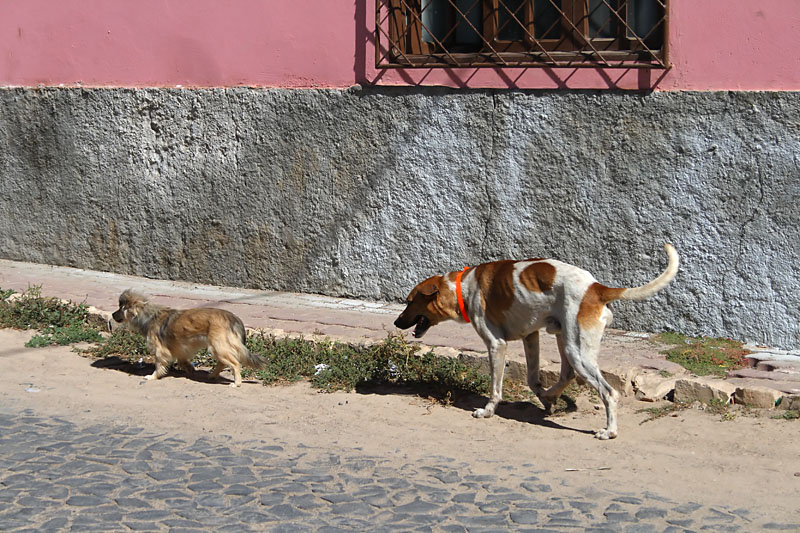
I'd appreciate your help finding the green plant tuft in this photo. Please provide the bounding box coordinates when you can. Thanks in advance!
[771,410,800,421]
[26,324,105,348]
[79,328,149,361]
[0,287,16,300]
[651,331,750,377]
[245,332,491,400]
[0,286,100,331]
[637,401,689,424]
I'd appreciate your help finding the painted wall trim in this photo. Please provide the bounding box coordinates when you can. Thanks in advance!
[2,1,800,90]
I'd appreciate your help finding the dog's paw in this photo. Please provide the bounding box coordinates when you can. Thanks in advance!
[539,397,555,414]
[145,374,156,381]
[472,407,494,419]
[594,428,618,440]
[229,382,240,388]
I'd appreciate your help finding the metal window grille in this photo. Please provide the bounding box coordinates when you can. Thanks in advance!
[376,0,669,68]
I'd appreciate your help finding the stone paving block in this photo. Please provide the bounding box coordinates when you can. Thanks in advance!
[127,509,174,521]
[673,377,736,404]
[601,366,638,396]
[569,500,596,515]
[728,367,800,383]
[777,394,800,410]
[672,502,702,514]
[266,503,312,520]
[452,492,477,504]
[330,501,377,516]
[763,522,800,530]
[224,483,255,496]
[114,497,152,508]
[509,509,539,525]
[635,507,668,520]
[40,516,70,530]
[603,510,635,523]
[477,500,510,513]
[733,385,782,408]
[162,518,207,529]
[633,372,679,402]
[66,495,110,507]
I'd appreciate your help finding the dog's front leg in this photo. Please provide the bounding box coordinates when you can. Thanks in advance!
[146,348,172,381]
[146,340,172,380]
[473,339,508,419]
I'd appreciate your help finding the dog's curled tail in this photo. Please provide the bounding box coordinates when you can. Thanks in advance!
[616,243,679,302]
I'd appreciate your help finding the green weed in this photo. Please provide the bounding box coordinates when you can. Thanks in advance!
[771,410,800,421]
[26,324,105,348]
[1,285,106,349]
[247,332,491,400]
[0,286,100,331]
[637,401,689,424]
[0,288,16,300]
[79,328,149,361]
[651,332,750,377]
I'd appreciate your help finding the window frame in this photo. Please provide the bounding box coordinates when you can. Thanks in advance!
[377,0,669,69]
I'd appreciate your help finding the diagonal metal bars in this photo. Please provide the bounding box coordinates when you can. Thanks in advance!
[376,0,669,68]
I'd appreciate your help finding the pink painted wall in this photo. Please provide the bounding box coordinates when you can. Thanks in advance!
[2,0,799,90]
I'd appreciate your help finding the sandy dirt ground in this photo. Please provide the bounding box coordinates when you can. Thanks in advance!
[1,328,799,522]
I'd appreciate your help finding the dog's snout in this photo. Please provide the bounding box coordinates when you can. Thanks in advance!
[394,310,416,330]
[111,310,124,323]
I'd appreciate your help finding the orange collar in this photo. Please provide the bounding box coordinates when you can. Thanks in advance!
[455,266,470,323]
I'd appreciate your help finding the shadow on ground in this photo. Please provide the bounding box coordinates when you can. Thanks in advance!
[356,382,592,435]
[90,356,239,386]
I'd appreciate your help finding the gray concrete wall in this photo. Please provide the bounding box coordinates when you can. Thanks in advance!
[0,88,797,348]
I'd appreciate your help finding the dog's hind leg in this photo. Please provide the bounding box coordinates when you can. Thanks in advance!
[228,360,243,388]
[523,331,544,396]
[206,346,225,381]
[211,336,244,387]
[208,361,225,380]
[472,339,508,419]
[538,333,575,413]
[177,358,195,376]
[559,326,619,440]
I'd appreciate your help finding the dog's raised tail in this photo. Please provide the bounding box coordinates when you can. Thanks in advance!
[615,243,679,302]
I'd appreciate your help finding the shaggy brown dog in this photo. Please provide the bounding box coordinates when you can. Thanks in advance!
[112,289,267,387]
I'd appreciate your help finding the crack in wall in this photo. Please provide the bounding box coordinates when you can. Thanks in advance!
[722,164,767,295]
[719,162,768,338]
[480,92,498,258]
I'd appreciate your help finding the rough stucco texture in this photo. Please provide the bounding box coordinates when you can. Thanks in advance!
[0,88,798,348]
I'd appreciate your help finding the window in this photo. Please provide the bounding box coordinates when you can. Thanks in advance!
[376,0,668,68]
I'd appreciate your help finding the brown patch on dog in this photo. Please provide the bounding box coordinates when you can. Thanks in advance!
[520,261,556,293]
[474,260,517,327]
[577,283,626,329]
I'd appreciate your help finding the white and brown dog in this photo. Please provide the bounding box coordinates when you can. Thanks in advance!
[394,244,679,439]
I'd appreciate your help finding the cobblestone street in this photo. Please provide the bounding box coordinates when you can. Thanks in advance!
[2,408,796,532]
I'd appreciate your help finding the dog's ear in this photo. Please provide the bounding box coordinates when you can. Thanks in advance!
[418,278,440,297]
